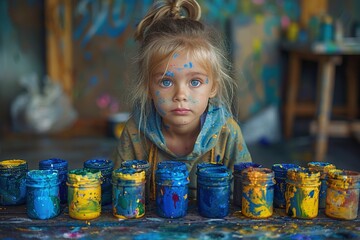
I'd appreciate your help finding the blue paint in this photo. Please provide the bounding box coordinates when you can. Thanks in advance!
[26,170,60,219]
[39,158,68,203]
[272,163,300,208]
[233,162,262,207]
[112,168,145,219]
[121,160,151,204]
[0,160,28,205]
[197,166,231,218]
[155,161,189,218]
[165,71,174,77]
[308,161,336,209]
[84,159,114,205]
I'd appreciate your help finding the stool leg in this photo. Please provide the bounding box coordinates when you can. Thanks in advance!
[315,56,341,162]
[285,53,301,139]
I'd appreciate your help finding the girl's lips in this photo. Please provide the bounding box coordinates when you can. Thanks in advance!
[172,108,191,114]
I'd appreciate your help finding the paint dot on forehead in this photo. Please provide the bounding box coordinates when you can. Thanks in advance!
[173,53,179,58]
[165,71,174,77]
[184,62,193,68]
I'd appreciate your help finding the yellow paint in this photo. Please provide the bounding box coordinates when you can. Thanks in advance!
[67,170,102,220]
[113,169,145,183]
[285,169,320,219]
[325,169,360,220]
[0,159,27,168]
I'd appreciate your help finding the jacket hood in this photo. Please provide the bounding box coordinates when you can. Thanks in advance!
[134,102,231,160]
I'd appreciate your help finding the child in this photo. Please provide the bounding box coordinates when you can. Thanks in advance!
[112,0,252,199]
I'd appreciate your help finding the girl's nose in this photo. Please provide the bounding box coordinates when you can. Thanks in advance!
[173,85,187,102]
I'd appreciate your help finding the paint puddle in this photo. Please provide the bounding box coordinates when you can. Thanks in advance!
[62,227,87,239]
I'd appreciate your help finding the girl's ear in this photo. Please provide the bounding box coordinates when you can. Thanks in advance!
[209,83,218,98]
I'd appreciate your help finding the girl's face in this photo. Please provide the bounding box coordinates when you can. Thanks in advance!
[150,51,217,130]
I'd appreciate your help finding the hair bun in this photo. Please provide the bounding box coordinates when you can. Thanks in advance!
[135,0,201,41]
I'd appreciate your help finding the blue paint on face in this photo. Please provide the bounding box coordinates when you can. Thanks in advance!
[165,71,174,77]
[205,78,209,84]
[184,62,193,68]
[173,53,179,58]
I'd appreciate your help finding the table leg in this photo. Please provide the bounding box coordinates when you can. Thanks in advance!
[314,56,341,162]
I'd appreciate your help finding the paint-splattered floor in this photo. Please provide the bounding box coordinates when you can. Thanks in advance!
[0,201,359,239]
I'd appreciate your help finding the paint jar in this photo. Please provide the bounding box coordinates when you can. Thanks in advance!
[39,158,68,203]
[121,160,151,204]
[285,168,320,219]
[325,169,360,220]
[307,162,336,209]
[241,168,275,218]
[112,168,146,219]
[67,169,102,220]
[272,163,300,208]
[26,170,60,219]
[197,165,231,218]
[0,159,28,205]
[233,162,262,207]
[155,161,189,218]
[84,159,114,206]
[319,15,334,42]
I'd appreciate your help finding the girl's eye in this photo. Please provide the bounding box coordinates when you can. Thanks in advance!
[160,79,173,87]
[190,79,201,87]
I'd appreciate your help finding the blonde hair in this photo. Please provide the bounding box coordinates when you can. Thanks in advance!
[131,0,236,130]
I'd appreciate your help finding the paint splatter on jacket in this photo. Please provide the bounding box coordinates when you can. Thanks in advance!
[112,103,252,199]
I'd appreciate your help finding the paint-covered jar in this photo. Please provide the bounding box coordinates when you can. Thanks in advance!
[0,159,28,205]
[233,162,262,207]
[84,159,114,205]
[112,168,146,219]
[26,170,60,219]
[285,168,320,219]
[272,163,300,208]
[241,168,275,218]
[325,169,360,220]
[121,160,151,204]
[155,161,189,218]
[39,158,68,203]
[308,162,336,209]
[197,165,231,218]
[67,169,102,220]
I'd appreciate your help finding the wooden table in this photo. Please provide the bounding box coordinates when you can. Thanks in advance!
[0,202,359,239]
[282,40,360,162]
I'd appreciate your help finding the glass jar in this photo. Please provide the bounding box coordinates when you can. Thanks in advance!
[121,160,151,204]
[285,168,320,219]
[0,159,28,205]
[155,161,189,218]
[241,168,275,218]
[112,168,146,219]
[39,158,68,203]
[325,169,360,220]
[197,165,231,218]
[233,162,262,207]
[84,159,114,206]
[308,161,336,209]
[272,163,300,208]
[67,169,102,220]
[26,170,60,219]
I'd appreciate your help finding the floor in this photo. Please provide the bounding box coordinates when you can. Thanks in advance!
[0,134,359,172]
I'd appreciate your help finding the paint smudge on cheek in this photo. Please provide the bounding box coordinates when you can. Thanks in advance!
[188,96,199,104]
[205,78,209,84]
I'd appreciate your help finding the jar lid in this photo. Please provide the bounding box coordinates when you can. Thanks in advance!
[234,162,262,172]
[0,159,27,170]
[84,159,114,170]
[112,167,145,182]
[197,162,227,171]
[197,166,231,178]
[121,160,150,170]
[39,158,68,170]
[287,167,320,182]
[307,162,336,173]
[68,169,102,185]
[26,170,59,187]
